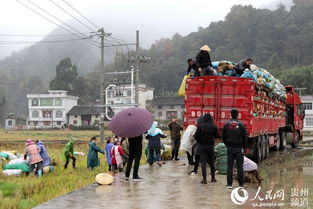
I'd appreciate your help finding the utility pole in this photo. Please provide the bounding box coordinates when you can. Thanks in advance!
[135,30,140,106]
[98,28,111,144]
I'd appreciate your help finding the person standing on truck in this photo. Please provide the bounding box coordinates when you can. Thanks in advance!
[233,58,253,76]
[186,59,200,77]
[168,117,183,160]
[194,114,217,184]
[222,109,247,189]
[196,45,214,76]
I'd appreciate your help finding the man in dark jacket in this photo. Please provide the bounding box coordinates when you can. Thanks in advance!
[194,114,218,184]
[187,59,200,77]
[196,45,213,76]
[222,109,247,189]
[168,118,183,160]
[233,58,253,76]
[125,135,143,181]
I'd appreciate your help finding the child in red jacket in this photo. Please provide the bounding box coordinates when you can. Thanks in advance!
[111,140,126,173]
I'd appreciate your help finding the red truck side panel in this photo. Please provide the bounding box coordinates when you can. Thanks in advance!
[184,76,286,137]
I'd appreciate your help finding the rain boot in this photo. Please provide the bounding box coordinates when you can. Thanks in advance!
[211,173,217,183]
[201,176,207,184]
[37,169,42,178]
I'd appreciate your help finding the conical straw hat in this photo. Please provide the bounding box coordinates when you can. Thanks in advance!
[95,173,114,185]
[200,45,211,52]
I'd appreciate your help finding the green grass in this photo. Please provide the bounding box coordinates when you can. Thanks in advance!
[0,130,149,209]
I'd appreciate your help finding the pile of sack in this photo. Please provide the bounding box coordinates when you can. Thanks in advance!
[212,61,286,100]
[1,151,30,176]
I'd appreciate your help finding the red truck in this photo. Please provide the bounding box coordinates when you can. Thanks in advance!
[184,76,305,162]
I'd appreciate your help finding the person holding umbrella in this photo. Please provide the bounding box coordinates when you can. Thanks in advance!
[87,136,105,170]
[108,107,153,181]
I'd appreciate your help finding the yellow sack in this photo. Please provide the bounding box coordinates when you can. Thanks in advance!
[178,75,190,96]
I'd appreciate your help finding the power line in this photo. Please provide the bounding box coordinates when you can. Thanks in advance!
[62,0,99,30]
[16,0,99,47]
[49,0,95,32]
[0,38,85,45]
[0,33,88,37]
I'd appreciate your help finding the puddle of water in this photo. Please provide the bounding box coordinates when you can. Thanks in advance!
[260,155,313,208]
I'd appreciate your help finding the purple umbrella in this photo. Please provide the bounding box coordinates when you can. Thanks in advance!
[108,107,153,138]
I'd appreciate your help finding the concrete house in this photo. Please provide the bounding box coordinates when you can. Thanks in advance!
[301,95,313,132]
[27,90,78,129]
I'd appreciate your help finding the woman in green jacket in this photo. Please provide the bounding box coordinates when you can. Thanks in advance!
[87,136,105,170]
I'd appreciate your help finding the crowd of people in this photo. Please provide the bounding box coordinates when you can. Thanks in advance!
[22,109,261,189]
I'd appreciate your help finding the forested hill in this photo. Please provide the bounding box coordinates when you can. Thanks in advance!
[140,0,313,95]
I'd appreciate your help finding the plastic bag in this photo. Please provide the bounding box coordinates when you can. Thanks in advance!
[8,158,29,165]
[2,169,23,176]
[181,125,197,154]
[3,163,30,173]
[178,75,190,96]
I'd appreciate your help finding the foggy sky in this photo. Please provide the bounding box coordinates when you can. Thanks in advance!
[0,0,287,59]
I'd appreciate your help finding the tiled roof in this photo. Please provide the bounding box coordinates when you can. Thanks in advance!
[67,106,114,119]
[152,96,184,105]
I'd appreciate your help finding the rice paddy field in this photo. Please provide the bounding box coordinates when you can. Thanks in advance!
[0,129,148,209]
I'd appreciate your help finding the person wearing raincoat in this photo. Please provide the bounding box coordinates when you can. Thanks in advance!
[24,139,43,177]
[87,136,105,170]
[146,121,167,167]
[36,140,51,167]
[181,123,197,165]
[63,138,76,169]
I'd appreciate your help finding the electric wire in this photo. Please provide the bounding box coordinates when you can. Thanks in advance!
[62,0,99,30]
[49,0,95,32]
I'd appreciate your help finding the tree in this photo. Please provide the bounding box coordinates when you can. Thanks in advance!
[50,57,89,101]
[0,86,6,125]
[49,57,78,94]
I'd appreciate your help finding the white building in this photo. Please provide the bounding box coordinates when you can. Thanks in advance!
[5,113,27,130]
[148,96,185,121]
[27,90,78,129]
[106,83,154,113]
[301,95,313,132]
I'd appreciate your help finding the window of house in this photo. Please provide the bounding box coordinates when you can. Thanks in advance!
[181,105,184,108]
[75,115,77,118]
[32,110,39,118]
[55,98,62,106]
[127,90,131,96]
[158,112,163,117]
[32,99,39,106]
[170,105,175,109]
[44,121,51,126]
[302,102,312,110]
[42,111,52,118]
[55,111,63,118]
[40,98,53,106]
[73,120,77,124]
[8,120,12,126]
[158,105,162,109]
[57,121,62,125]
[306,118,313,126]
[34,121,38,125]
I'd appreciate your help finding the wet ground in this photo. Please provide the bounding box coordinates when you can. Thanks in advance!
[35,149,313,209]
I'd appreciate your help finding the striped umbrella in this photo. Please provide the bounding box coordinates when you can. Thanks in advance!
[108,107,153,138]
